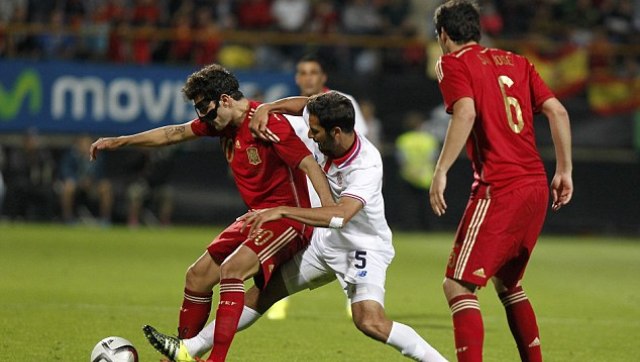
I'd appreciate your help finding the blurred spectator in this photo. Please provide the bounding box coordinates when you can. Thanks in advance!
[125,148,175,227]
[309,0,339,34]
[380,0,412,35]
[342,0,383,35]
[479,0,503,37]
[271,0,310,32]
[130,0,163,64]
[37,9,77,59]
[359,99,383,149]
[3,129,56,221]
[87,0,128,60]
[237,0,273,30]
[0,0,27,23]
[193,8,222,66]
[394,111,439,230]
[58,135,113,225]
[168,10,193,63]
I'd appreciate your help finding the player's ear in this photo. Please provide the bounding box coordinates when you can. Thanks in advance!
[220,94,230,107]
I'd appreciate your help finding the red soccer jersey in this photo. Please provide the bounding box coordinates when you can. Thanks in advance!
[190,101,312,210]
[436,44,554,196]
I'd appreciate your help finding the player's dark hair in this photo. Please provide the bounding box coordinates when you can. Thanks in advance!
[297,53,326,73]
[434,0,481,44]
[182,64,244,101]
[307,91,355,133]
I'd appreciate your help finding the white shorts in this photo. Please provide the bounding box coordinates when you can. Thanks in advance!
[281,228,395,306]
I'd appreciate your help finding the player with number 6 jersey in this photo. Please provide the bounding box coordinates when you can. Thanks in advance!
[435,42,553,196]
[430,1,573,361]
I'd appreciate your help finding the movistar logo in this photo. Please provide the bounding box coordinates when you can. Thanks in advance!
[0,69,42,120]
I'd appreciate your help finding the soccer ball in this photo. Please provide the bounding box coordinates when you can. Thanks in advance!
[90,336,138,362]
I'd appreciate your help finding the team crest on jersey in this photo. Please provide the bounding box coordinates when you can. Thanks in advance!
[235,140,241,149]
[336,172,343,187]
[246,147,261,165]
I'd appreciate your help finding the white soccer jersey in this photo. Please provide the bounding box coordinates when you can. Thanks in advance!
[284,92,368,208]
[319,134,393,252]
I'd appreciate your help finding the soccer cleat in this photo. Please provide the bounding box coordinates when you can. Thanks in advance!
[142,324,196,362]
[265,298,289,320]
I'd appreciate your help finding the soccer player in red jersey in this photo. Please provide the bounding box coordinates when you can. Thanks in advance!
[430,1,573,361]
[89,64,333,361]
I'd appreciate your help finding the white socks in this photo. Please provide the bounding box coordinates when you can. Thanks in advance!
[183,306,262,357]
[386,321,448,362]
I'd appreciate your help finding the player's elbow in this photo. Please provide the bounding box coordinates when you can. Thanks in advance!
[542,98,569,122]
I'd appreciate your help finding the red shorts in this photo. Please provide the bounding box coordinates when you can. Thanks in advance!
[446,184,548,288]
[207,219,312,289]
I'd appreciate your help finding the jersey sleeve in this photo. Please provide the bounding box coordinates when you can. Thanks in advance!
[190,118,221,137]
[437,56,473,114]
[270,113,312,168]
[527,61,555,113]
[341,163,382,207]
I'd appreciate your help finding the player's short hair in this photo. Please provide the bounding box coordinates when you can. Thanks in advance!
[182,64,244,101]
[307,91,355,133]
[434,0,481,44]
[297,53,326,73]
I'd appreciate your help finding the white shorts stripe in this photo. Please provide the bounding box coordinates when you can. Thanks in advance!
[454,199,491,280]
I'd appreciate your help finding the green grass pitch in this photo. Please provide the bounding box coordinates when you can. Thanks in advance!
[1,223,639,361]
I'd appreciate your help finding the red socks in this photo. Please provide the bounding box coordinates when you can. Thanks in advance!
[448,294,483,362]
[178,288,213,338]
[208,278,245,362]
[499,287,542,362]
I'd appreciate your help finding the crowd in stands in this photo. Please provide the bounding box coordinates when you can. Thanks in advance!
[0,132,175,227]
[1,0,638,74]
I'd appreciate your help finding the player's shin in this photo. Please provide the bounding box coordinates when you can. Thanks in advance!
[179,288,213,339]
[448,294,483,362]
[208,278,245,361]
[499,287,542,362]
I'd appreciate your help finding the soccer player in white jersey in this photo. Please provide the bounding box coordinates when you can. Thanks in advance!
[143,92,447,362]
[284,53,370,208]
[273,54,370,319]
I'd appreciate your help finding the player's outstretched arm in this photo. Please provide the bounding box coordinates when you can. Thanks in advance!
[298,155,335,207]
[250,97,310,142]
[89,122,197,160]
[542,97,573,211]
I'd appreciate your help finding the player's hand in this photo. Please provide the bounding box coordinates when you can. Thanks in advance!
[89,137,119,161]
[250,104,280,143]
[239,207,285,236]
[429,171,448,216]
[550,172,573,211]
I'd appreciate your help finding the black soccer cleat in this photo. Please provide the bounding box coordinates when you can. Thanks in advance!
[142,324,188,362]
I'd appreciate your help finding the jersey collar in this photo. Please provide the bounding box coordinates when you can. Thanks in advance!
[325,133,361,171]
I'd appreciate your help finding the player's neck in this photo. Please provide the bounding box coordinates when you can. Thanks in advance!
[334,133,356,158]
[447,41,478,54]
[230,98,250,126]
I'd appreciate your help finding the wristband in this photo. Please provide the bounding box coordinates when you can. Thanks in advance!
[329,217,344,229]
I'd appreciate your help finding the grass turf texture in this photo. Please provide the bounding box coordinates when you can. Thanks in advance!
[1,224,639,361]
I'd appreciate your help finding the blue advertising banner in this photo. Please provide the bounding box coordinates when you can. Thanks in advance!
[0,60,296,135]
